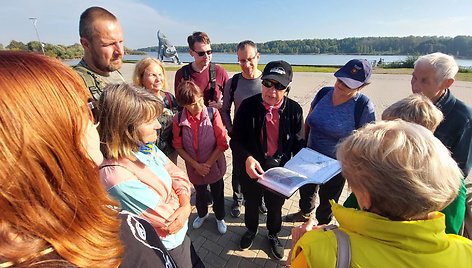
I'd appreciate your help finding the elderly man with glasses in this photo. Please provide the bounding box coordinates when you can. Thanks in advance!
[174,31,229,109]
[230,60,305,260]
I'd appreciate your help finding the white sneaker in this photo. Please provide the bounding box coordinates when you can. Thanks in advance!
[216,219,227,234]
[192,214,209,229]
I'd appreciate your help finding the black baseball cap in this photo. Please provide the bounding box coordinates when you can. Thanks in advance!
[261,60,293,88]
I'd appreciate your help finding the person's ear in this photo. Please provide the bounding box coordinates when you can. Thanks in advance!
[353,186,372,211]
[80,37,90,50]
[442,78,455,89]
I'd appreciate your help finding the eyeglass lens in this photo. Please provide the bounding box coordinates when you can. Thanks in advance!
[195,50,212,57]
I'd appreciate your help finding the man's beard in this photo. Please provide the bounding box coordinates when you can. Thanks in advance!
[105,56,123,72]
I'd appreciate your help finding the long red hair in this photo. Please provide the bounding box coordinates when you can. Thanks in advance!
[0,51,123,267]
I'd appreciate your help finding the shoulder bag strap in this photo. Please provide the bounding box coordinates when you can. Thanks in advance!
[323,224,351,268]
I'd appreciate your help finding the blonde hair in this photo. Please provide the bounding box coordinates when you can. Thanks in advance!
[98,83,163,160]
[132,57,169,90]
[337,120,462,220]
[0,51,122,267]
[382,94,444,131]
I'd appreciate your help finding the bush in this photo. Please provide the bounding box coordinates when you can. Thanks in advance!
[380,55,419,69]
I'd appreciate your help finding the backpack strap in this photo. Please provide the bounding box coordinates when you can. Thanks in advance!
[209,62,217,101]
[183,63,191,81]
[164,91,173,109]
[73,65,103,101]
[177,111,183,137]
[207,106,214,122]
[311,86,333,109]
[354,94,369,129]
[177,107,215,137]
[229,73,241,105]
[322,225,351,268]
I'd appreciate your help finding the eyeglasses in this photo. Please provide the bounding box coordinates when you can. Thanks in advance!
[238,55,257,64]
[87,98,99,124]
[262,79,285,90]
[192,49,212,57]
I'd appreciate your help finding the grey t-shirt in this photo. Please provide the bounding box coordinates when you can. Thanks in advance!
[221,73,262,133]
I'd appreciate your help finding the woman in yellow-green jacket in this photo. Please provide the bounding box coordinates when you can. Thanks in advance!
[291,120,472,267]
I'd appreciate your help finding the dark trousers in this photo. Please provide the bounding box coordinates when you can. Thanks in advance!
[168,234,205,268]
[240,174,285,235]
[194,179,225,220]
[298,173,346,224]
[232,153,244,204]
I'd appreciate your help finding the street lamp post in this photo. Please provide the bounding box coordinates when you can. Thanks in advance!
[29,17,45,55]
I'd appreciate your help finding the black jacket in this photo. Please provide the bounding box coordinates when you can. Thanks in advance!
[435,89,472,177]
[230,93,305,170]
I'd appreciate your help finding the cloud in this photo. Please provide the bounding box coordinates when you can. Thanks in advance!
[0,0,191,48]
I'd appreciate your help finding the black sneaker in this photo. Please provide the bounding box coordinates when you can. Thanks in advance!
[240,230,257,250]
[259,201,268,214]
[283,211,312,222]
[230,202,241,217]
[267,234,284,260]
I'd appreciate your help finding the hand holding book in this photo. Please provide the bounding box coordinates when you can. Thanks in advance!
[258,148,341,198]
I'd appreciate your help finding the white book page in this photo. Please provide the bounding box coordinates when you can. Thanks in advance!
[284,148,341,183]
[259,167,308,197]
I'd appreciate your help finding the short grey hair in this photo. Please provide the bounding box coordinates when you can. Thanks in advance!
[414,52,459,85]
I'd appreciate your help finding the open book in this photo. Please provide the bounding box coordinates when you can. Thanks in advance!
[258,148,341,198]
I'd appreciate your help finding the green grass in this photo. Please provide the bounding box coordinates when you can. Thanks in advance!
[124,60,472,82]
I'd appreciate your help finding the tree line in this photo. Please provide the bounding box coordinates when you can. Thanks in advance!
[3,35,472,59]
[140,35,472,58]
[1,40,144,59]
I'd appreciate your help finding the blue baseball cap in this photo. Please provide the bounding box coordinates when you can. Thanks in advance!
[334,59,372,89]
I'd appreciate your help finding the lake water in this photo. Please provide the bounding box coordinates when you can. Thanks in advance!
[66,52,472,67]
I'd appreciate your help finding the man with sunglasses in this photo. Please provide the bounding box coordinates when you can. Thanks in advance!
[221,40,267,218]
[74,7,125,101]
[230,60,305,260]
[174,31,228,109]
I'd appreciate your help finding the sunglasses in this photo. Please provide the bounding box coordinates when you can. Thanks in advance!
[262,79,285,90]
[193,49,212,57]
[87,98,99,124]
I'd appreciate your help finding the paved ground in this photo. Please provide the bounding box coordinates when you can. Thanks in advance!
[120,63,472,267]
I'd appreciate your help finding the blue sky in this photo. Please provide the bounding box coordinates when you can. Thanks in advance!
[2,0,472,49]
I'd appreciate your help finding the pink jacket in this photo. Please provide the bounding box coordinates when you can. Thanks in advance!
[100,154,191,238]
[173,107,228,185]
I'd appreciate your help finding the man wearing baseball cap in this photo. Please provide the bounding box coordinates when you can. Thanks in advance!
[284,59,376,224]
[230,60,305,259]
